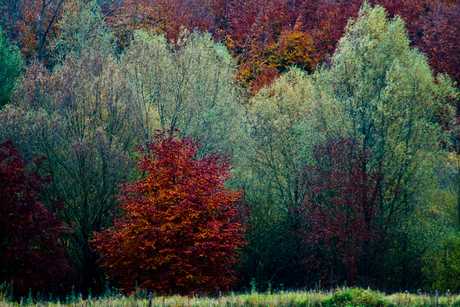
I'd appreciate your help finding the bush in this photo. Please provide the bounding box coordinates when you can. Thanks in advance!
[323,288,386,307]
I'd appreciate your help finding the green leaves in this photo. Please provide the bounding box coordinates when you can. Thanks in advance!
[0,29,24,107]
[316,2,455,150]
[0,51,139,293]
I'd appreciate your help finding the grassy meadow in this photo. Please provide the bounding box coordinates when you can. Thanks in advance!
[2,288,460,307]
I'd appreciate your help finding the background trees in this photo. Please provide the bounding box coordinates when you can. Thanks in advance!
[1,51,139,293]
[0,0,65,63]
[236,68,316,289]
[93,131,246,293]
[237,1,458,290]
[0,22,246,293]
[53,0,115,61]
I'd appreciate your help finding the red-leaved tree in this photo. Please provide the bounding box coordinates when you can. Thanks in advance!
[0,139,73,297]
[298,138,384,287]
[92,130,246,293]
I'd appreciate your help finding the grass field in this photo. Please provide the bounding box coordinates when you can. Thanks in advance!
[1,288,460,307]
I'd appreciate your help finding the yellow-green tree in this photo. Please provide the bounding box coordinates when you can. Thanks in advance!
[238,67,319,288]
[241,1,458,289]
[53,0,115,61]
[123,29,245,156]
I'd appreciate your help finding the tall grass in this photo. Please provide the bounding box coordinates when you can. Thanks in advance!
[1,288,460,307]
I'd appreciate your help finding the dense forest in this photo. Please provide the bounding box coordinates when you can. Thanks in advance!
[1,0,460,298]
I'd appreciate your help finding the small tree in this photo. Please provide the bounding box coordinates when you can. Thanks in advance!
[0,139,73,297]
[92,130,246,293]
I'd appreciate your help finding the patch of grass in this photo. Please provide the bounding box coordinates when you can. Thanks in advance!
[1,288,459,307]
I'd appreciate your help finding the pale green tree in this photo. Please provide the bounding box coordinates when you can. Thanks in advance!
[311,2,457,288]
[241,1,457,289]
[53,0,115,60]
[245,68,315,208]
[1,28,247,293]
[123,29,245,156]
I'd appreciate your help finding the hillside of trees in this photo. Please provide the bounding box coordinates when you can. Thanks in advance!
[1,0,460,297]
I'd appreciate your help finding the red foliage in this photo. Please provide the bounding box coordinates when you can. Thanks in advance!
[92,130,246,293]
[414,1,460,87]
[0,139,73,297]
[298,138,384,286]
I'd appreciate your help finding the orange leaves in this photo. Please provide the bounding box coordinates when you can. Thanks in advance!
[17,0,65,62]
[92,130,246,293]
[266,29,316,73]
[106,0,215,51]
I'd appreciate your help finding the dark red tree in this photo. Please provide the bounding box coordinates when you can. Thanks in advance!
[298,138,384,287]
[0,139,73,297]
[414,2,460,94]
[92,131,246,293]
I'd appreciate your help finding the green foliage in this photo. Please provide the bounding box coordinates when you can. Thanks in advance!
[245,67,316,207]
[0,282,13,302]
[315,2,456,155]
[1,27,248,293]
[242,1,458,290]
[238,67,317,288]
[0,29,24,106]
[422,232,460,291]
[323,288,386,307]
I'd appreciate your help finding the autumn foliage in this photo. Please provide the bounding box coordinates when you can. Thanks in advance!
[0,139,73,297]
[92,131,246,293]
[2,0,459,92]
